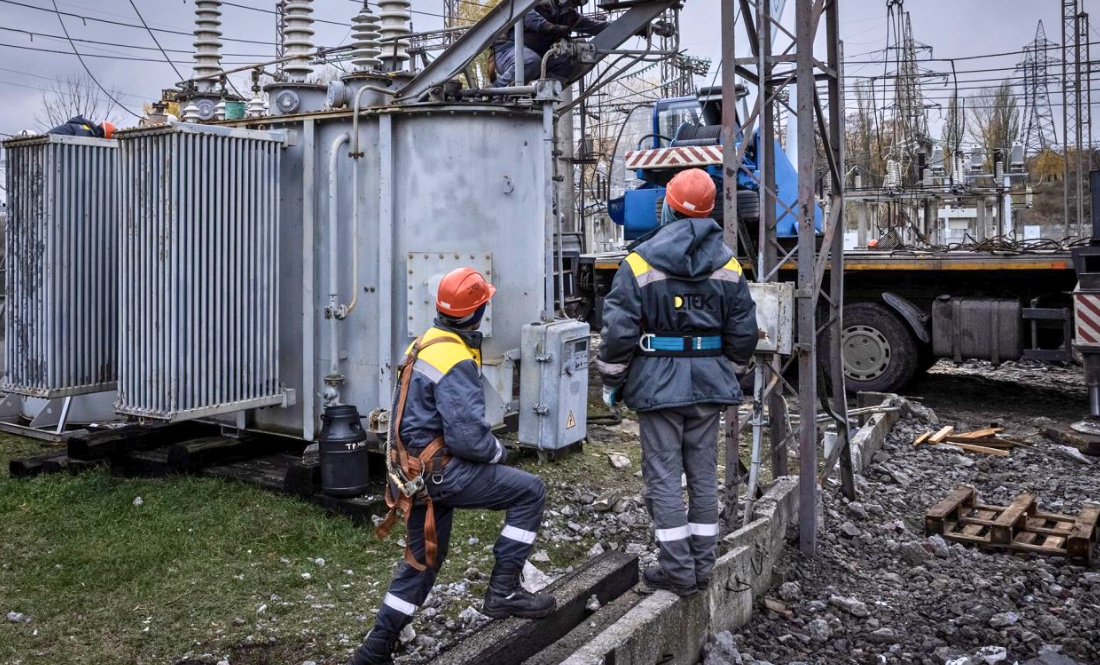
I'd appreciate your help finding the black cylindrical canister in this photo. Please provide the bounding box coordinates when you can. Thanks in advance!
[318,404,370,497]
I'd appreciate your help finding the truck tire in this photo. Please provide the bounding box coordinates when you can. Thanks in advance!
[831,302,920,394]
[737,189,760,222]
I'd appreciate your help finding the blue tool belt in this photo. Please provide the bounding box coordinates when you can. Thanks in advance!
[638,333,724,357]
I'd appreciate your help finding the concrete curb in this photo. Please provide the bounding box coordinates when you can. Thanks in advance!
[559,396,900,664]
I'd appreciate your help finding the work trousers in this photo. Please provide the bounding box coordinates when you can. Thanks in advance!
[372,462,547,635]
[491,43,577,87]
[638,404,722,589]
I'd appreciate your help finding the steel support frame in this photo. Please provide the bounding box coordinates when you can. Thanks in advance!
[395,0,676,102]
[724,0,849,555]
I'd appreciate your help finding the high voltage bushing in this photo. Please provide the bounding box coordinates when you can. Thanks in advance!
[351,4,382,71]
[283,0,316,82]
[192,0,223,93]
[378,0,412,71]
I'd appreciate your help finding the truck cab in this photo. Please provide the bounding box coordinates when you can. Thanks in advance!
[606,85,820,242]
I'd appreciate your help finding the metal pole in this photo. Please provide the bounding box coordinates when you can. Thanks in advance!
[720,0,741,530]
[827,11,855,501]
[757,0,789,481]
[795,0,818,557]
[1076,11,1087,237]
[1063,0,1077,238]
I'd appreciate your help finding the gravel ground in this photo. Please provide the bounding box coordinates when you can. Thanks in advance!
[707,362,1100,665]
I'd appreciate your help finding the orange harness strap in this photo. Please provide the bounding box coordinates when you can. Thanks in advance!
[374,335,461,572]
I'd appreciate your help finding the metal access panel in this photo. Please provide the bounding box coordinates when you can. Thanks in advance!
[116,124,287,421]
[519,320,590,450]
[748,282,794,354]
[2,135,118,397]
[406,252,493,337]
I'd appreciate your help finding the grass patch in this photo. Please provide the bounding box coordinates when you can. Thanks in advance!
[0,431,623,665]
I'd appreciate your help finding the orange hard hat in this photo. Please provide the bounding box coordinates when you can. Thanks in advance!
[665,168,716,218]
[436,267,496,317]
[101,121,116,139]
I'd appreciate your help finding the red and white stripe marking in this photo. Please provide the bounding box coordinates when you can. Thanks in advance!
[624,145,723,170]
[1074,291,1100,345]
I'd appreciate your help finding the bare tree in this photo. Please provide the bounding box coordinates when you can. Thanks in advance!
[845,81,884,187]
[967,81,1021,168]
[457,0,501,87]
[36,74,124,131]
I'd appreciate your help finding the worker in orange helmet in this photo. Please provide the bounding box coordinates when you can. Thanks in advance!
[350,267,555,665]
[47,117,115,139]
[598,168,758,596]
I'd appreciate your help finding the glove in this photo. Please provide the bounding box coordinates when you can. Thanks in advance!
[651,20,675,38]
[548,24,572,39]
[602,385,620,408]
[492,437,509,465]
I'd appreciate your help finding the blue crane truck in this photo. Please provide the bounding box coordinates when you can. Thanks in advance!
[572,87,1080,395]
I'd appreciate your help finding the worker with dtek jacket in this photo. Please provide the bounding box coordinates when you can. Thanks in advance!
[597,168,758,596]
[490,0,609,87]
[349,267,554,665]
[46,116,115,139]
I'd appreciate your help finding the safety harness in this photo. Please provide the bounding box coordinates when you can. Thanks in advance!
[374,334,460,572]
[638,332,724,357]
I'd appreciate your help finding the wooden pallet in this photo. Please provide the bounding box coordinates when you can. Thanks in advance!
[926,485,1100,564]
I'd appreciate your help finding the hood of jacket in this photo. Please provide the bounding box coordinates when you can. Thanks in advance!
[634,217,733,279]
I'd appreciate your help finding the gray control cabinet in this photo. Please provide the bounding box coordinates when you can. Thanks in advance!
[519,320,591,450]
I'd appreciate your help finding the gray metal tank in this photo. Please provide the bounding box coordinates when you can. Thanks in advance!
[113,104,552,441]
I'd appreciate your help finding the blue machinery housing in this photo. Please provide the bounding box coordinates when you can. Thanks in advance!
[608,92,823,240]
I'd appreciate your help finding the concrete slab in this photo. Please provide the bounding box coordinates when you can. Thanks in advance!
[433,551,638,665]
[848,394,906,473]
[559,590,708,665]
[705,544,755,634]
[522,590,646,665]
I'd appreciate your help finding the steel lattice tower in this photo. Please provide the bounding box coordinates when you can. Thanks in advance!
[1018,20,1060,156]
[886,1,928,185]
[442,0,460,45]
[1062,0,1082,234]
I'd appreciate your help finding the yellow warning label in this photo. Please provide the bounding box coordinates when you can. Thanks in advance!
[566,410,576,429]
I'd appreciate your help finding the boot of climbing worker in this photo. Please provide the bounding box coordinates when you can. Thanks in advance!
[347,629,399,665]
[481,564,557,619]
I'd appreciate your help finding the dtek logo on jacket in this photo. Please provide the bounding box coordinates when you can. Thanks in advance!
[673,293,717,311]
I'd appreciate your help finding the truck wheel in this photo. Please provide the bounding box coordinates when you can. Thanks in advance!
[835,302,919,394]
[737,190,760,222]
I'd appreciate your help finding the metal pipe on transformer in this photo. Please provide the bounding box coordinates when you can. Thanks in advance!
[378,115,395,408]
[324,132,351,405]
[302,119,317,439]
[543,101,556,321]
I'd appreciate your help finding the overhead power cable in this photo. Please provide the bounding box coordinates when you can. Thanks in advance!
[0,66,148,101]
[126,0,183,79]
[0,0,273,45]
[0,41,265,66]
[0,25,270,58]
[48,0,141,118]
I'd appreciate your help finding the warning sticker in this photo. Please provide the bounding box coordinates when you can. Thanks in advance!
[566,410,576,429]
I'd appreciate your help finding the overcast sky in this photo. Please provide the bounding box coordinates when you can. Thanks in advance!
[0,1,1092,142]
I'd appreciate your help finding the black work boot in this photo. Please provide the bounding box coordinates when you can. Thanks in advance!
[642,565,697,597]
[481,566,557,619]
[348,629,399,665]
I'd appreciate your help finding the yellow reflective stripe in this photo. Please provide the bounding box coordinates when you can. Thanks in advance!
[417,327,479,374]
[623,252,651,277]
[721,257,743,275]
